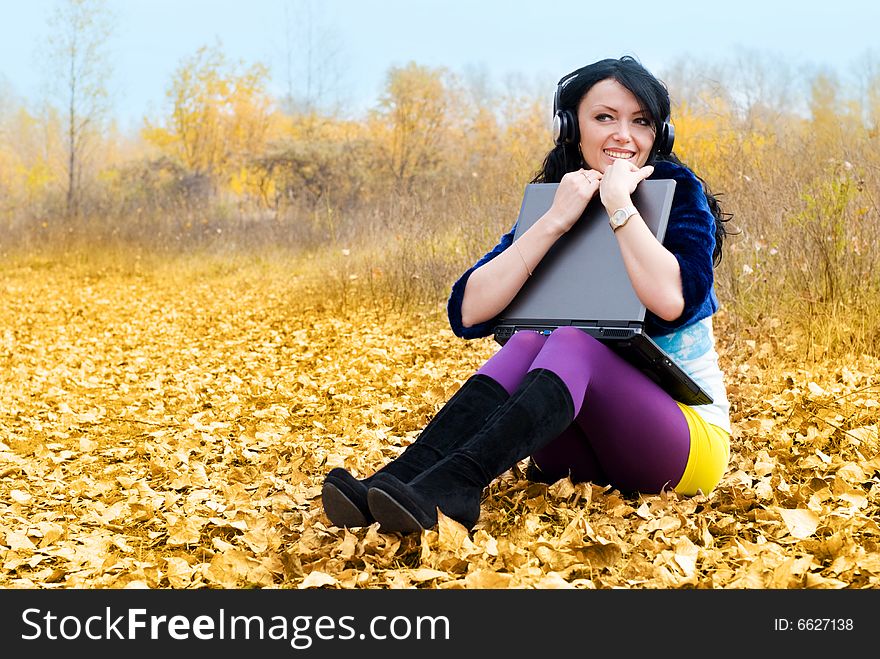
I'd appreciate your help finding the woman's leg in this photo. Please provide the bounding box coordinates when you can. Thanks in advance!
[322,330,546,527]
[366,326,691,531]
[528,422,607,485]
[367,363,576,531]
[476,330,547,394]
[528,326,690,493]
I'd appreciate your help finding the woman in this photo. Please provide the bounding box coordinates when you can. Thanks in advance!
[322,56,732,533]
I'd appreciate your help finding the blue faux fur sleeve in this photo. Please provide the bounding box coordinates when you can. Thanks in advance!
[446,160,719,340]
[446,224,516,339]
[645,160,718,335]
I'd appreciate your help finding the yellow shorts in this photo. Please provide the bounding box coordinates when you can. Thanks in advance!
[673,402,730,496]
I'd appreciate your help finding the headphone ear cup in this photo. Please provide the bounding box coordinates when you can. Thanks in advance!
[553,109,579,145]
[658,121,675,154]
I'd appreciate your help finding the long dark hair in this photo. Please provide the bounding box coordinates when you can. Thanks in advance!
[532,56,731,266]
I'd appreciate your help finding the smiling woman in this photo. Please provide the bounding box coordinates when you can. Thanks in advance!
[322,55,738,535]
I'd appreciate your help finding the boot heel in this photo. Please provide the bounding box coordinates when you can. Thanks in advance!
[366,486,429,533]
[322,468,371,528]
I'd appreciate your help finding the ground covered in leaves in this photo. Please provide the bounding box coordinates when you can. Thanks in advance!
[1,255,879,589]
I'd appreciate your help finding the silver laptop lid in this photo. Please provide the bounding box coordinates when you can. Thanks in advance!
[498,179,677,326]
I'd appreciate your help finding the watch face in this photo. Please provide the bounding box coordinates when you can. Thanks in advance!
[610,207,636,231]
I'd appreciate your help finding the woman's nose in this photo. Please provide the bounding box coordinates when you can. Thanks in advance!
[613,122,632,142]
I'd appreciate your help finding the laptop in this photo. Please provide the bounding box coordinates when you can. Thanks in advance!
[492,179,713,406]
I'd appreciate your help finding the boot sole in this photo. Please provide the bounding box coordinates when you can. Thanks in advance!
[322,482,372,528]
[367,488,430,533]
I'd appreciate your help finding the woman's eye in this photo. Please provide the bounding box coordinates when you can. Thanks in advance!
[634,117,651,127]
[595,113,613,121]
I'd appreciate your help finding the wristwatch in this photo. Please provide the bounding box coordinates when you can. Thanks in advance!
[609,205,639,232]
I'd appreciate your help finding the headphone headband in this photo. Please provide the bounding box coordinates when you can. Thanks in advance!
[552,71,580,116]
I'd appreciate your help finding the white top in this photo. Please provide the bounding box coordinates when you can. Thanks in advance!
[652,316,731,433]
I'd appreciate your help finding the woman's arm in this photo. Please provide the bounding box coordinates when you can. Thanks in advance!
[459,213,561,327]
[599,159,684,322]
[460,169,603,328]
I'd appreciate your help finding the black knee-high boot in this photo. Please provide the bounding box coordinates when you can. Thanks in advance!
[366,368,575,532]
[321,374,509,527]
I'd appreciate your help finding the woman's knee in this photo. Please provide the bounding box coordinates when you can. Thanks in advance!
[504,329,548,353]
[546,326,602,352]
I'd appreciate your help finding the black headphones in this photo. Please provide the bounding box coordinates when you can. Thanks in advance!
[552,71,675,156]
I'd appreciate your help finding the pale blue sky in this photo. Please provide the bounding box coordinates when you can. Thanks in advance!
[1,0,878,134]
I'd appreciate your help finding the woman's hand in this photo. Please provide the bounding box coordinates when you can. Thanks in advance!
[546,168,603,234]
[599,159,654,211]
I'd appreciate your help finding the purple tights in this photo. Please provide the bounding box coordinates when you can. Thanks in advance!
[476,327,690,493]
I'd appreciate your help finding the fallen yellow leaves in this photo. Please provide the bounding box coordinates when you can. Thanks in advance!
[1,256,879,589]
[776,508,820,539]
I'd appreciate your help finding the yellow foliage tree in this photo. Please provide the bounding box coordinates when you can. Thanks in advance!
[0,106,62,218]
[143,45,275,187]
[369,62,450,190]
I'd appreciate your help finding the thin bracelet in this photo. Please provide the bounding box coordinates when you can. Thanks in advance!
[514,241,532,277]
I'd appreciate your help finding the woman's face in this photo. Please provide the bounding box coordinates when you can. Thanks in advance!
[576,78,656,172]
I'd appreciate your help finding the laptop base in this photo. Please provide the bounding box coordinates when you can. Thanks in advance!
[493,326,712,406]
